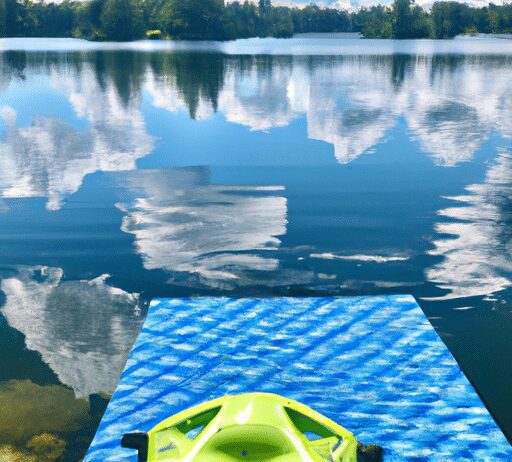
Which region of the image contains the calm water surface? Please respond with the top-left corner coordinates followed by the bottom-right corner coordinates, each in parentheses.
top-left (0, 37), bottom-right (511, 459)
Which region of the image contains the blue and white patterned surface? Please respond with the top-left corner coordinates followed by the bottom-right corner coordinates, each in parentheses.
top-left (85, 296), bottom-right (512, 461)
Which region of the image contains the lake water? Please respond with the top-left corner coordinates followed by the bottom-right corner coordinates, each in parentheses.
top-left (0, 37), bottom-right (511, 459)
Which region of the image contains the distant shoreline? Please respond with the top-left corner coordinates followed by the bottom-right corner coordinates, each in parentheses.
top-left (2, 36), bottom-right (512, 57)
top-left (1, 0), bottom-right (511, 42)
top-left (1, 33), bottom-right (512, 47)
top-left (292, 32), bottom-right (363, 39)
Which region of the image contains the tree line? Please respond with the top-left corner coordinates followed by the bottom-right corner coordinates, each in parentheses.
top-left (355, 0), bottom-right (512, 38)
top-left (0, 0), bottom-right (511, 41)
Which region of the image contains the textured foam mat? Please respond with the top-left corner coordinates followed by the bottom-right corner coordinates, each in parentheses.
top-left (85, 296), bottom-right (512, 461)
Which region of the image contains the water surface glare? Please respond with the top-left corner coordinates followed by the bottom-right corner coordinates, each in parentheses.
top-left (0, 37), bottom-right (511, 459)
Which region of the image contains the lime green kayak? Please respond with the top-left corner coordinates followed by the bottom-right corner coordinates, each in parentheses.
top-left (121, 392), bottom-right (358, 461)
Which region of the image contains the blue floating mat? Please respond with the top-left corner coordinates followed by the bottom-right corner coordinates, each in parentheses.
top-left (86, 296), bottom-right (512, 461)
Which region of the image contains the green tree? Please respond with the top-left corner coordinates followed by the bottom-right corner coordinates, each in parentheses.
top-left (224, 1), bottom-right (259, 39)
top-left (31, 1), bottom-right (75, 37)
top-left (389, 0), bottom-right (430, 38)
top-left (101, 0), bottom-right (143, 41)
top-left (162, 0), bottom-right (225, 39)
top-left (410, 4), bottom-right (430, 37)
top-left (257, 0), bottom-right (272, 36)
top-left (4, 0), bottom-right (37, 37)
top-left (5, 0), bottom-right (19, 36)
top-left (392, 0), bottom-right (413, 38)
top-left (470, 7), bottom-right (490, 34)
top-left (0, 0), bottom-right (6, 37)
top-left (266, 6), bottom-right (293, 37)
top-left (431, 2), bottom-right (472, 38)
top-left (86, 0), bottom-right (106, 36)
top-left (258, 0), bottom-right (271, 14)
top-left (0, 0), bottom-right (510, 43)
top-left (358, 6), bottom-right (393, 38)
top-left (488, 3), bottom-right (512, 33)
top-left (292, 5), bottom-right (351, 34)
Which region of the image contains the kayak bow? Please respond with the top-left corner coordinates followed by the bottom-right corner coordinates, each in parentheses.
top-left (121, 392), bottom-right (358, 461)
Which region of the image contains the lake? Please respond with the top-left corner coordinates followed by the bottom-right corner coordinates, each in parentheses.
top-left (0, 37), bottom-right (511, 460)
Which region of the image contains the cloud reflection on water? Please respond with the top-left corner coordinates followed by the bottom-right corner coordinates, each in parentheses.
top-left (426, 150), bottom-right (512, 300)
top-left (0, 53), bottom-right (511, 212)
top-left (143, 54), bottom-right (512, 166)
top-left (0, 266), bottom-right (144, 397)
top-left (118, 168), bottom-right (287, 287)
top-left (0, 57), bottom-right (153, 211)
top-left (0, 51), bottom-right (511, 298)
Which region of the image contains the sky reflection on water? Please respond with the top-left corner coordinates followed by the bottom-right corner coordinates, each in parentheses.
top-left (0, 39), bottom-right (511, 458)
top-left (1, 266), bottom-right (143, 398)
top-left (427, 150), bottom-right (512, 300)
top-left (118, 168), bottom-right (287, 284)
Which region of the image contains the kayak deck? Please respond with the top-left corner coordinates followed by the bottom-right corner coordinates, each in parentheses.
top-left (85, 296), bottom-right (512, 461)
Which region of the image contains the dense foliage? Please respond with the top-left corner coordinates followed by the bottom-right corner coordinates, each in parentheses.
top-left (0, 0), bottom-right (511, 41)
top-left (355, 0), bottom-right (512, 38)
